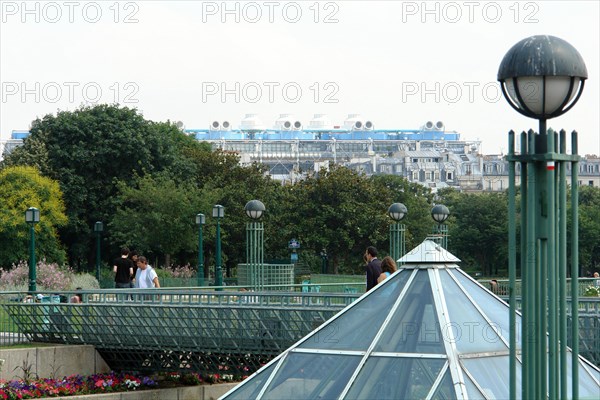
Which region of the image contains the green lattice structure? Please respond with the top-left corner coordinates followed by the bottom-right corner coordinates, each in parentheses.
top-left (237, 263), bottom-right (295, 291)
top-left (1, 289), bottom-right (358, 375)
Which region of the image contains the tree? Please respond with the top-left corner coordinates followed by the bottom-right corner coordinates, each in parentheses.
top-left (369, 174), bottom-right (435, 250)
top-left (282, 164), bottom-right (389, 274)
top-left (109, 173), bottom-right (203, 268)
top-left (0, 166), bottom-right (67, 268)
top-left (575, 186), bottom-right (600, 273)
top-left (438, 189), bottom-right (509, 276)
top-left (1, 105), bottom-right (203, 269)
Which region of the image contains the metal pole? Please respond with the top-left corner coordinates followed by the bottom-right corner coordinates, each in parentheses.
top-left (247, 221), bottom-right (264, 291)
top-left (198, 224), bottom-right (204, 286)
top-left (508, 130), bottom-right (517, 400)
top-left (95, 231), bottom-right (101, 282)
top-left (546, 125), bottom-right (558, 400)
top-left (524, 129), bottom-right (536, 400)
top-left (570, 130), bottom-right (579, 400)
top-left (215, 217), bottom-right (223, 290)
top-left (510, 126), bottom-right (581, 400)
top-left (389, 223), bottom-right (406, 262)
top-left (558, 129), bottom-right (568, 400)
top-left (28, 224), bottom-right (36, 293)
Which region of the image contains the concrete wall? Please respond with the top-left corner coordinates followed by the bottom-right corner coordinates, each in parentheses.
top-left (0, 345), bottom-right (109, 381)
top-left (26, 383), bottom-right (238, 400)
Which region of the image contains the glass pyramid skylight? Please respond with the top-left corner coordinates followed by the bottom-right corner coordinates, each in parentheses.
top-left (221, 240), bottom-right (600, 399)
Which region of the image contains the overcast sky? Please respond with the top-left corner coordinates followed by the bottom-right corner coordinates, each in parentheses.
top-left (1, 0), bottom-right (598, 155)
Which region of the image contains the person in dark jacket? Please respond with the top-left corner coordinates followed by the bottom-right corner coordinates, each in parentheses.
top-left (113, 247), bottom-right (134, 289)
top-left (365, 246), bottom-right (382, 291)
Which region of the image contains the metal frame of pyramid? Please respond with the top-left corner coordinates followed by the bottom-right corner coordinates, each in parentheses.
top-left (221, 240), bottom-right (600, 399)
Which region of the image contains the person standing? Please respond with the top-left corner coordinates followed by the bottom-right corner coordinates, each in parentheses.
top-left (128, 250), bottom-right (139, 288)
top-left (134, 256), bottom-right (160, 289)
top-left (113, 248), bottom-right (134, 289)
top-left (377, 256), bottom-right (397, 284)
top-left (365, 246), bottom-right (382, 291)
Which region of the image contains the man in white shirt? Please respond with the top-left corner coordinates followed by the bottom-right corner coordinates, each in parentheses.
top-left (134, 256), bottom-right (160, 288)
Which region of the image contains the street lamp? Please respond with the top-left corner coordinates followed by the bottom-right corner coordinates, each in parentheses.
top-left (320, 248), bottom-right (328, 274)
top-left (430, 204), bottom-right (449, 249)
top-left (25, 207), bottom-right (40, 293)
top-left (498, 35), bottom-right (587, 400)
top-left (94, 221), bottom-right (103, 282)
top-left (244, 200), bottom-right (265, 291)
top-left (388, 203), bottom-right (407, 263)
top-left (212, 205), bottom-right (225, 290)
top-left (196, 213), bottom-right (205, 286)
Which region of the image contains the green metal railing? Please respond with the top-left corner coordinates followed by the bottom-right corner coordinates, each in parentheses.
top-left (488, 277), bottom-right (598, 297)
top-left (1, 286), bottom-right (598, 376)
top-left (0, 288), bottom-right (360, 375)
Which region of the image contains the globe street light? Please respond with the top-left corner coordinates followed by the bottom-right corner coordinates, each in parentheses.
top-left (94, 221), bottom-right (103, 282)
top-left (430, 204), bottom-right (449, 249)
top-left (25, 207), bottom-right (40, 293)
top-left (244, 200), bottom-right (265, 291)
top-left (196, 213), bottom-right (205, 286)
top-left (320, 248), bottom-right (328, 274)
top-left (212, 205), bottom-right (225, 290)
top-left (498, 35), bottom-right (587, 400)
top-left (388, 203), bottom-right (407, 263)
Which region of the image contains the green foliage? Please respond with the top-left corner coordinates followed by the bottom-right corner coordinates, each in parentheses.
top-left (577, 186), bottom-right (600, 271)
top-left (281, 164), bottom-right (388, 274)
top-left (110, 172), bottom-right (201, 266)
top-left (0, 166), bottom-right (67, 267)
top-left (370, 174), bottom-right (435, 250)
top-left (0, 105), bottom-right (204, 269)
top-left (437, 189), bottom-right (509, 276)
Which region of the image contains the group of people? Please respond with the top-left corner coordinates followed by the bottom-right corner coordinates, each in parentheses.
top-left (113, 248), bottom-right (160, 289)
top-left (364, 246), bottom-right (397, 291)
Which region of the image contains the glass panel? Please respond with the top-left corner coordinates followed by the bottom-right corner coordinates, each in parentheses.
top-left (452, 269), bottom-right (522, 348)
top-left (462, 356), bottom-right (522, 399)
top-left (261, 353), bottom-right (360, 400)
top-left (375, 270), bottom-right (445, 354)
top-left (299, 270), bottom-right (410, 350)
top-left (345, 357), bottom-right (445, 400)
top-left (223, 362), bottom-right (277, 400)
top-left (440, 270), bottom-right (509, 353)
top-left (431, 370), bottom-right (458, 400)
top-left (565, 351), bottom-right (600, 399)
top-left (462, 372), bottom-right (486, 400)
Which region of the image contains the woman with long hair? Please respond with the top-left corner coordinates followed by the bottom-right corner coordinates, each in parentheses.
top-left (377, 256), bottom-right (397, 284)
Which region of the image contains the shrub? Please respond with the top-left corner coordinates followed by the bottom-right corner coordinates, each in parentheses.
top-left (170, 264), bottom-right (196, 279)
top-left (70, 273), bottom-right (100, 290)
top-left (0, 261), bottom-right (99, 291)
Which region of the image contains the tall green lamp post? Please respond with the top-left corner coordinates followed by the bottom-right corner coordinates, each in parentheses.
top-left (498, 35), bottom-right (587, 400)
top-left (212, 205), bottom-right (224, 291)
top-left (320, 248), bottom-right (328, 274)
top-left (25, 207), bottom-right (40, 293)
top-left (245, 200), bottom-right (265, 291)
top-left (388, 203), bottom-right (407, 263)
top-left (94, 221), bottom-right (103, 282)
top-left (431, 204), bottom-right (449, 249)
top-left (196, 213), bottom-right (205, 286)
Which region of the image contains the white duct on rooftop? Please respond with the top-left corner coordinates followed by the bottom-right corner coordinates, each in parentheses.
top-left (240, 114), bottom-right (265, 131)
top-left (344, 114), bottom-right (364, 130)
top-left (309, 114), bottom-right (333, 130)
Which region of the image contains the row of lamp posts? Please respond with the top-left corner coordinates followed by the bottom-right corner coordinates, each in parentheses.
top-left (387, 203), bottom-right (451, 264)
top-left (196, 202), bottom-right (265, 291)
top-left (25, 201), bottom-right (449, 293)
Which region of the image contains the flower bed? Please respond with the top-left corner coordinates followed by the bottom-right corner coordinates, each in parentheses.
top-left (0, 371), bottom-right (155, 399)
top-left (0, 371), bottom-right (241, 399)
